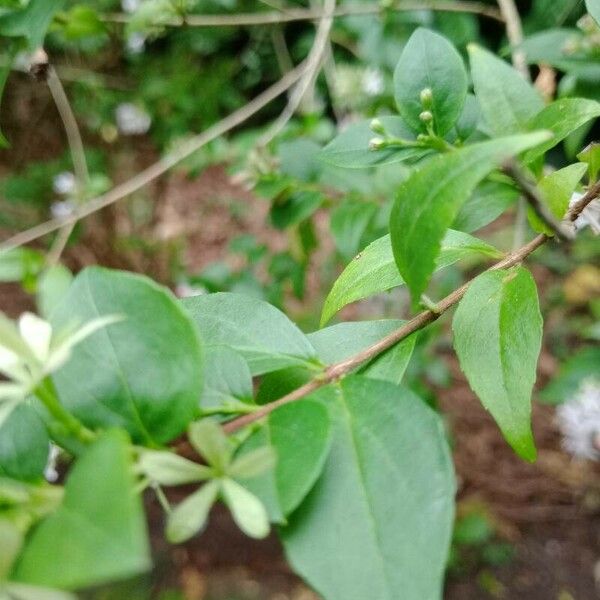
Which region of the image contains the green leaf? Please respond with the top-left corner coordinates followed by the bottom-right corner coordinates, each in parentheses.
top-left (390, 132), bottom-right (550, 303)
top-left (50, 267), bottom-right (203, 446)
top-left (0, 404), bottom-right (49, 482)
top-left (55, 5), bottom-right (106, 41)
top-left (229, 446), bottom-right (276, 480)
top-left (468, 44), bottom-right (543, 135)
top-left (528, 163), bottom-right (587, 235)
top-left (577, 142), bottom-right (600, 182)
top-left (182, 292), bottom-right (318, 375)
top-left (318, 117), bottom-right (429, 169)
top-left (36, 265), bottom-right (73, 320)
top-left (270, 190), bottom-right (323, 230)
top-left (586, 0), bottom-right (600, 25)
top-left (166, 480), bottom-right (219, 544)
top-left (524, 98), bottom-right (600, 163)
top-left (454, 93), bottom-right (481, 141)
top-left (221, 478), bottom-right (269, 539)
top-left (322, 229), bottom-right (502, 325)
top-left (137, 450), bottom-right (212, 486)
top-left (453, 180), bottom-right (519, 233)
top-left (281, 376), bottom-right (455, 600)
top-left (13, 430), bottom-right (150, 589)
top-left (329, 200), bottom-right (377, 260)
top-left (2, 583), bottom-right (76, 600)
top-left (202, 347), bottom-right (253, 413)
top-left (394, 28), bottom-right (468, 136)
top-left (0, 248), bottom-right (43, 283)
top-left (0, 0), bottom-right (65, 48)
top-left (237, 399), bottom-right (332, 518)
top-left (309, 320), bottom-right (416, 385)
top-left (452, 267), bottom-right (542, 460)
top-left (188, 420), bottom-right (233, 473)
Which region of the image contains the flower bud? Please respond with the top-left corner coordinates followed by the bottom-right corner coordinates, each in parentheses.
top-left (419, 110), bottom-right (433, 124)
top-left (417, 134), bottom-right (429, 142)
top-left (420, 87), bottom-right (433, 107)
top-left (369, 118), bottom-right (385, 135)
top-left (369, 137), bottom-right (385, 150)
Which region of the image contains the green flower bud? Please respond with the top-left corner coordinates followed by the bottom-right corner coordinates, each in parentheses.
top-left (417, 134), bottom-right (429, 142)
top-left (369, 137), bottom-right (386, 150)
top-left (369, 118), bottom-right (385, 135)
top-left (419, 110), bottom-right (433, 124)
top-left (420, 87), bottom-right (433, 107)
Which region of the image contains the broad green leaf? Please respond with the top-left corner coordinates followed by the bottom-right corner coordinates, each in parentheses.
top-left (586, 0), bottom-right (600, 24)
top-left (528, 163), bottom-right (587, 235)
top-left (278, 139), bottom-right (322, 182)
top-left (520, 29), bottom-right (583, 71)
top-left (308, 320), bottom-right (416, 385)
top-left (321, 228), bottom-right (502, 325)
top-left (454, 93), bottom-right (480, 141)
top-left (468, 44), bottom-right (543, 135)
top-left (270, 190), bottom-right (323, 229)
top-left (0, 0), bottom-right (65, 48)
top-left (202, 346), bottom-right (253, 413)
top-left (318, 117), bottom-right (429, 169)
top-left (36, 265), bottom-right (73, 320)
top-left (166, 480), bottom-right (219, 544)
top-left (452, 267), bottom-right (542, 460)
top-left (221, 478), bottom-right (269, 539)
top-left (390, 132), bottom-right (550, 303)
top-left (453, 180), bottom-right (519, 233)
top-left (1, 583), bottom-right (76, 600)
top-left (182, 292), bottom-right (318, 375)
top-left (329, 200), bottom-right (378, 260)
top-left (394, 28), bottom-right (468, 136)
top-left (237, 399), bottom-right (332, 518)
top-left (13, 430), bottom-right (150, 589)
top-left (137, 451), bottom-right (212, 486)
top-left (281, 376), bottom-right (455, 600)
top-left (578, 142), bottom-right (600, 182)
top-left (0, 404), bottom-right (49, 482)
top-left (51, 268), bottom-right (203, 446)
top-left (524, 98), bottom-right (600, 163)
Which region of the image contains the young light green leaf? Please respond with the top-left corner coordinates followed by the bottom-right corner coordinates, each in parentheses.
top-left (188, 420), bottom-right (233, 473)
top-left (0, 518), bottom-right (23, 579)
top-left (138, 451), bottom-right (212, 486)
top-left (0, 0), bottom-right (65, 48)
top-left (182, 292), bottom-right (318, 375)
top-left (468, 44), bottom-right (543, 135)
top-left (228, 446), bottom-right (276, 480)
top-left (528, 163), bottom-right (587, 235)
top-left (318, 117), bottom-right (429, 169)
top-left (321, 229), bottom-right (502, 325)
top-left (0, 248), bottom-right (43, 284)
top-left (577, 142), bottom-right (600, 182)
top-left (0, 404), bottom-right (49, 482)
top-left (524, 98), bottom-right (600, 163)
top-left (394, 28), bottom-right (468, 135)
top-left (390, 132), bottom-right (550, 303)
top-left (51, 267), bottom-right (203, 446)
top-left (221, 478), bottom-right (270, 539)
top-left (281, 376), bottom-right (455, 600)
top-left (36, 265), bottom-right (73, 320)
top-left (309, 320), bottom-right (416, 385)
top-left (2, 583), bottom-right (77, 600)
top-left (166, 480), bottom-right (219, 544)
top-left (586, 0), bottom-right (600, 25)
top-left (13, 430), bottom-right (151, 589)
top-left (452, 267), bottom-right (542, 461)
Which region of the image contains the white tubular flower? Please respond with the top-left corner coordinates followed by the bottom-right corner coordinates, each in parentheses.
top-left (570, 192), bottom-right (600, 235)
top-left (362, 67), bottom-right (384, 96)
top-left (115, 103), bottom-right (152, 135)
top-left (556, 379), bottom-right (600, 460)
top-left (0, 312), bottom-right (122, 425)
top-left (52, 171), bottom-right (76, 196)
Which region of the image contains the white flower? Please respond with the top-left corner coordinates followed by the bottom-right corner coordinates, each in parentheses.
top-left (44, 443), bottom-right (61, 482)
top-left (126, 32), bottom-right (146, 54)
top-left (175, 283), bottom-right (204, 298)
top-left (362, 67), bottom-right (384, 96)
top-left (0, 312), bottom-right (122, 425)
top-left (52, 171), bottom-right (76, 195)
top-left (50, 200), bottom-right (75, 220)
top-left (556, 378), bottom-right (600, 460)
top-left (121, 0), bottom-right (141, 13)
top-left (570, 192), bottom-right (600, 235)
top-left (115, 103), bottom-right (151, 135)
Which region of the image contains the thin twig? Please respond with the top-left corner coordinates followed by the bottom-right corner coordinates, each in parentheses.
top-left (46, 67), bottom-right (90, 265)
top-left (102, 2), bottom-right (504, 27)
top-left (257, 0), bottom-right (335, 147)
top-left (0, 61), bottom-right (309, 253)
top-left (503, 160), bottom-right (575, 241)
top-left (223, 187), bottom-right (600, 434)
